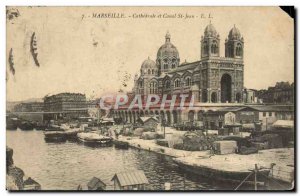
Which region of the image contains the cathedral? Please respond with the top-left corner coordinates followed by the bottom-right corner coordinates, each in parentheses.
top-left (132, 23), bottom-right (244, 103)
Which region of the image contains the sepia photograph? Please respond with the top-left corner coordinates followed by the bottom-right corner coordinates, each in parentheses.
top-left (5, 6), bottom-right (295, 191)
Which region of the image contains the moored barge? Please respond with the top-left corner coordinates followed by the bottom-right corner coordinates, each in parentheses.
top-left (173, 157), bottom-right (270, 188)
top-left (77, 132), bottom-right (113, 147)
top-left (44, 131), bottom-right (67, 143)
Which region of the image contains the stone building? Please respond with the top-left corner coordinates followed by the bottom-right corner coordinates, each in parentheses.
top-left (132, 23), bottom-right (244, 103)
top-left (199, 105), bottom-right (294, 131)
top-left (243, 89), bottom-right (258, 103)
top-left (257, 82), bottom-right (294, 104)
top-left (13, 102), bottom-right (44, 112)
top-left (43, 93), bottom-right (88, 121)
top-left (110, 23), bottom-right (294, 128)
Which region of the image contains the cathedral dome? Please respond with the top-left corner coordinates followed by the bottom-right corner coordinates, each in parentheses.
top-left (157, 31), bottom-right (180, 59)
top-left (228, 25), bottom-right (241, 40)
top-left (141, 57), bottom-right (156, 69)
top-left (204, 23), bottom-right (218, 37)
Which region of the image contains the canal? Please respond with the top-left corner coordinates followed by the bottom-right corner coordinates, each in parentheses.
top-left (7, 130), bottom-right (236, 190)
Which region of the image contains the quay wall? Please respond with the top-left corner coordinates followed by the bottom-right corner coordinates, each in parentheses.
top-left (117, 136), bottom-right (210, 158)
top-left (117, 137), bottom-right (294, 185)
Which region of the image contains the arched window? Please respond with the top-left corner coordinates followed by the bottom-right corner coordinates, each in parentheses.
top-left (211, 92), bottom-right (217, 103)
top-left (163, 58), bottom-right (168, 69)
top-left (202, 90), bottom-right (208, 103)
top-left (211, 41), bottom-right (218, 54)
top-left (139, 81), bottom-right (143, 88)
top-left (164, 64), bottom-right (168, 70)
top-left (152, 69), bottom-right (154, 74)
top-left (203, 41), bottom-right (208, 55)
top-left (149, 82), bottom-right (157, 94)
top-left (148, 69), bottom-right (151, 74)
top-left (236, 92), bottom-right (242, 103)
top-left (165, 80), bottom-right (171, 89)
top-left (172, 58), bottom-right (176, 68)
top-left (236, 43), bottom-right (243, 56)
top-left (185, 77), bottom-right (192, 86)
top-left (174, 79), bottom-right (181, 88)
top-left (228, 44), bottom-right (232, 57)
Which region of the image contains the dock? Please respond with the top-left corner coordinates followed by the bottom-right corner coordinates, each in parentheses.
top-left (117, 136), bottom-right (294, 187)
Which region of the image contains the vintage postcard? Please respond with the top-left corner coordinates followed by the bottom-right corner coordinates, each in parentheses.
top-left (6, 6), bottom-right (295, 191)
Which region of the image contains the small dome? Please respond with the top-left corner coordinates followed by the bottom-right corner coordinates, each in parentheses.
top-left (204, 23), bottom-right (218, 37)
top-left (228, 25), bottom-right (242, 40)
top-left (141, 57), bottom-right (156, 69)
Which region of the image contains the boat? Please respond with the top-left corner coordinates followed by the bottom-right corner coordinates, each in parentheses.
top-left (77, 132), bottom-right (113, 147)
top-left (64, 128), bottom-right (83, 142)
top-left (113, 140), bottom-right (129, 149)
top-left (34, 122), bottom-right (48, 131)
top-left (44, 131), bottom-right (67, 143)
top-left (6, 117), bottom-right (19, 130)
top-left (173, 158), bottom-right (270, 187)
top-left (18, 121), bottom-right (34, 131)
top-left (44, 124), bottom-right (65, 132)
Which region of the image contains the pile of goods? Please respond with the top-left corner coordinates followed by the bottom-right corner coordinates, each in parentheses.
top-left (121, 127), bottom-right (134, 136)
top-left (129, 126), bottom-right (157, 138)
top-left (133, 128), bottom-right (145, 137)
top-left (173, 132), bottom-right (218, 151)
top-left (156, 139), bottom-right (169, 147)
top-left (213, 140), bottom-right (237, 155)
top-left (143, 127), bottom-right (156, 132)
top-left (251, 133), bottom-right (283, 150)
top-left (165, 133), bottom-right (184, 148)
top-left (141, 132), bottom-right (163, 140)
top-left (218, 136), bottom-right (259, 155)
top-left (239, 146), bottom-right (258, 155)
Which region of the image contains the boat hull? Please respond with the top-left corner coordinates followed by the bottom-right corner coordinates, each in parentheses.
top-left (19, 123), bottom-right (34, 131)
top-left (78, 137), bottom-right (113, 147)
top-left (44, 131), bottom-right (67, 143)
top-left (113, 140), bottom-right (129, 149)
top-left (44, 136), bottom-right (67, 143)
top-left (6, 124), bottom-right (18, 130)
top-left (174, 159), bottom-right (270, 187)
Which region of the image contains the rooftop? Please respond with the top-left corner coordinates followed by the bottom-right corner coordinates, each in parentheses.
top-left (111, 170), bottom-right (149, 187)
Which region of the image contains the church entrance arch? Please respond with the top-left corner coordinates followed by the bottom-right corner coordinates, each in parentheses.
top-left (221, 74), bottom-right (232, 103)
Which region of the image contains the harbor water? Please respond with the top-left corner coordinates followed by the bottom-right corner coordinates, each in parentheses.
top-left (7, 130), bottom-right (239, 190)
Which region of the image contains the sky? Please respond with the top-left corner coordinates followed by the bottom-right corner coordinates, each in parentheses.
top-left (6, 7), bottom-right (294, 102)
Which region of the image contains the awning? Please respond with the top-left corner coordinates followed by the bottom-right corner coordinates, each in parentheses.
top-left (272, 120), bottom-right (294, 129)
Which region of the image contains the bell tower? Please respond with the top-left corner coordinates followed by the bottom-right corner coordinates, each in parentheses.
top-left (225, 25), bottom-right (244, 59)
top-left (201, 22), bottom-right (220, 58)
